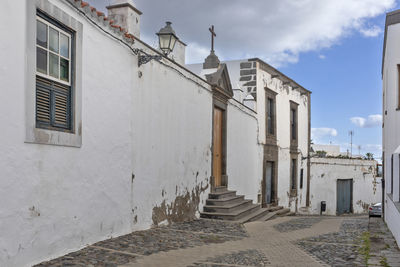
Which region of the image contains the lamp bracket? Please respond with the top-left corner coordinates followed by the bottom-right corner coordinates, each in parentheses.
top-left (136, 49), bottom-right (163, 67)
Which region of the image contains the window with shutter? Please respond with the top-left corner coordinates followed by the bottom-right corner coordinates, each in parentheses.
top-left (35, 13), bottom-right (73, 132)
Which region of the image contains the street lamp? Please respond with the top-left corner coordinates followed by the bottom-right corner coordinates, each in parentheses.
top-left (137, 21), bottom-right (178, 67)
top-left (156, 21), bottom-right (178, 56)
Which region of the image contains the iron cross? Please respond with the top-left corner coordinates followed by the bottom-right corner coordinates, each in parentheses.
top-left (209, 25), bottom-right (216, 52)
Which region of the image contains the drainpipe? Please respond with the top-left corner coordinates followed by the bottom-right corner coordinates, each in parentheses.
top-left (306, 92), bottom-right (311, 207)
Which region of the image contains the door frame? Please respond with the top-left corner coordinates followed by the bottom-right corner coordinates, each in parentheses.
top-left (336, 178), bottom-right (353, 215)
top-left (211, 92), bottom-right (228, 192)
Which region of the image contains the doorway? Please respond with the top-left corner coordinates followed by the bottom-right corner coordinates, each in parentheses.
top-left (337, 179), bottom-right (353, 215)
top-left (265, 161), bottom-right (275, 204)
top-left (212, 107), bottom-right (224, 188)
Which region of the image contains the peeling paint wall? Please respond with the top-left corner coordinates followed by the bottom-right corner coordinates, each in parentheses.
top-left (300, 158), bottom-right (382, 215)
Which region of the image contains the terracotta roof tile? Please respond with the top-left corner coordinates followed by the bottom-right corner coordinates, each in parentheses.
top-left (81, 1), bottom-right (89, 8)
top-left (68, 0), bottom-right (136, 43)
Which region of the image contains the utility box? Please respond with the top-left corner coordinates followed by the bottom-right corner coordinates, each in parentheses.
top-left (321, 201), bottom-right (326, 214)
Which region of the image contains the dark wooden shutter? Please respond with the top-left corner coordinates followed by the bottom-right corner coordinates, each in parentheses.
top-left (36, 77), bottom-right (52, 126)
top-left (52, 82), bottom-right (70, 129)
top-left (36, 76), bottom-right (71, 131)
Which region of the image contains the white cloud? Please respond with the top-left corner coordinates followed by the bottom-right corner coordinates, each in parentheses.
top-left (359, 25), bottom-right (382, 37)
top-left (87, 0), bottom-right (395, 66)
top-left (311, 128), bottom-right (338, 142)
top-left (318, 54), bottom-right (326, 60)
top-left (186, 42), bottom-right (210, 64)
top-left (350, 114), bottom-right (382, 128)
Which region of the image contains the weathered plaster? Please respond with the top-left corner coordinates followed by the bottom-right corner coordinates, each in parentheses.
top-left (152, 182), bottom-right (209, 226)
top-left (301, 158), bottom-right (381, 216)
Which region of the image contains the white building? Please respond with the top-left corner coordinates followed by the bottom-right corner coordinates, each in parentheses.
top-left (302, 156), bottom-right (381, 216)
top-left (382, 9), bottom-right (400, 248)
top-left (188, 59), bottom-right (312, 213)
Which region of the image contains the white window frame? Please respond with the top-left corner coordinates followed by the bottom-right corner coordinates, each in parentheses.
top-left (36, 16), bottom-right (72, 86)
top-left (25, 0), bottom-right (83, 148)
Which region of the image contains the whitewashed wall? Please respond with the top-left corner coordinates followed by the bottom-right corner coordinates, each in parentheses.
top-left (256, 65), bottom-right (310, 212)
top-left (0, 0), bottom-right (214, 266)
top-left (226, 100), bottom-right (263, 203)
top-left (0, 0), bottom-right (266, 266)
top-left (304, 158), bottom-right (381, 215)
top-left (383, 16), bottom-right (400, 247)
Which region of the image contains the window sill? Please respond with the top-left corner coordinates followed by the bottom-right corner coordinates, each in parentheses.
top-left (25, 126), bottom-right (81, 148)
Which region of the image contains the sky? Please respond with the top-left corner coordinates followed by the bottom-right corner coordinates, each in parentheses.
top-left (88, 0), bottom-right (400, 160)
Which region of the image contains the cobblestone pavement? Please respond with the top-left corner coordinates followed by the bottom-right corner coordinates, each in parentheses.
top-left (296, 218), bottom-right (367, 266)
top-left (273, 217), bottom-right (322, 232)
top-left (367, 217), bottom-right (400, 267)
top-left (35, 216), bottom-right (400, 267)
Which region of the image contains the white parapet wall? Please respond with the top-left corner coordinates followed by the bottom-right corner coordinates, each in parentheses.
top-left (300, 157), bottom-right (381, 215)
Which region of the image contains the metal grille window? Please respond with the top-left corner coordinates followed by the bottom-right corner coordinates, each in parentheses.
top-left (36, 14), bottom-right (73, 131)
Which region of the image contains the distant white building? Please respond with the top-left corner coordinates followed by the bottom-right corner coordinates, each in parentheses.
top-left (311, 144), bottom-right (341, 156)
top-left (382, 9), bottom-right (400, 248)
top-left (300, 155), bottom-right (381, 216)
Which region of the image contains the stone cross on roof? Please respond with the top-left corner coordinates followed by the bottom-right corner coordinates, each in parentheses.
top-left (209, 25), bottom-right (216, 52)
top-left (203, 25), bottom-right (220, 69)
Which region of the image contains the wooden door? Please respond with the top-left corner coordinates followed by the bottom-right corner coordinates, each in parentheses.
top-left (337, 179), bottom-right (352, 215)
top-left (213, 107), bottom-right (223, 187)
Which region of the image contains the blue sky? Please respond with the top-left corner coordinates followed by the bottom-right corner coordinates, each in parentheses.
top-left (89, 0), bottom-right (398, 159)
top-left (280, 11), bottom-right (392, 159)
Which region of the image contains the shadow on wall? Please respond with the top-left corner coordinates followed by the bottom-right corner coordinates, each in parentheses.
top-left (152, 180), bottom-right (209, 226)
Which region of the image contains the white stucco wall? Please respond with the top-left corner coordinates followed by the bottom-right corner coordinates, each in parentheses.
top-left (226, 100), bottom-right (263, 203)
top-left (0, 0), bottom-right (214, 266)
top-left (383, 18), bottom-right (400, 247)
top-left (304, 158), bottom-right (381, 215)
top-left (0, 1), bottom-right (267, 266)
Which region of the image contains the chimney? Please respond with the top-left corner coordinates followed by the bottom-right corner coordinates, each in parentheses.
top-left (106, 0), bottom-right (142, 38)
top-left (170, 39), bottom-right (186, 65)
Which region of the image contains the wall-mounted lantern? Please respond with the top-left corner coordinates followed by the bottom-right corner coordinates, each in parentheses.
top-left (138, 22), bottom-right (178, 67)
top-left (156, 22), bottom-right (178, 56)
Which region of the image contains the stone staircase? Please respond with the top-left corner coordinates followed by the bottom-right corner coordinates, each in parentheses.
top-left (200, 186), bottom-right (290, 223)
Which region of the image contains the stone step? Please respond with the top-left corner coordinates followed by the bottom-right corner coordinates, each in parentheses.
top-left (276, 208), bottom-right (290, 216)
top-left (235, 207), bottom-right (270, 224)
top-left (265, 206), bottom-right (283, 212)
top-left (200, 204), bottom-right (260, 221)
top-left (214, 186), bottom-right (228, 193)
top-left (257, 210), bottom-right (279, 222)
top-left (208, 190), bottom-right (237, 200)
top-left (203, 199), bottom-right (253, 213)
top-left (206, 195), bottom-right (245, 206)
